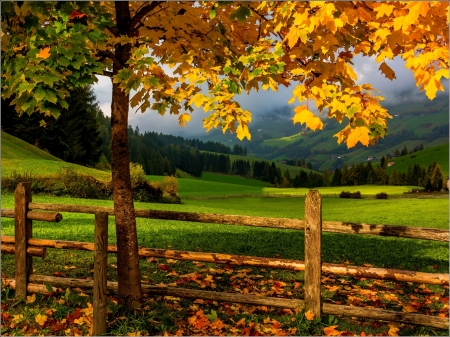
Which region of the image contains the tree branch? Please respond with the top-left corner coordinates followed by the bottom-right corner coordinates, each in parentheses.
top-left (130, 1), bottom-right (163, 34)
top-left (97, 50), bottom-right (122, 71)
top-left (106, 26), bottom-right (120, 37)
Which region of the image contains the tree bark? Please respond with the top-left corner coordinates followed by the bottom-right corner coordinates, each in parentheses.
top-left (110, 1), bottom-right (142, 308)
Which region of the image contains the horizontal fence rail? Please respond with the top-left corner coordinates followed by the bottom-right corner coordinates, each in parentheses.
top-left (1, 236), bottom-right (448, 285)
top-left (4, 203), bottom-right (447, 241)
top-left (3, 276), bottom-right (448, 330)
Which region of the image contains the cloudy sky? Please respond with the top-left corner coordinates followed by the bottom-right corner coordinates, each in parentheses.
top-left (93, 55), bottom-right (448, 138)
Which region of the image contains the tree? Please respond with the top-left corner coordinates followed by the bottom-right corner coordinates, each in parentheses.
top-left (2, 1), bottom-right (448, 308)
top-left (2, 86), bottom-right (103, 166)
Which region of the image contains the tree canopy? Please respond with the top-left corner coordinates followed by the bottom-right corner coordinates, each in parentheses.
top-left (2, 1), bottom-right (448, 308)
top-left (3, 2), bottom-right (448, 147)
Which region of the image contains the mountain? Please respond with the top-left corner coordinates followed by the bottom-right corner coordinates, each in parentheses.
top-left (196, 94), bottom-right (449, 171)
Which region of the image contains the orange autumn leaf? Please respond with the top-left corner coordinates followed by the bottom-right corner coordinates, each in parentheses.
top-left (346, 126), bottom-right (370, 148)
top-left (36, 47), bottom-right (51, 59)
top-left (305, 310), bottom-right (315, 321)
top-left (379, 62), bottom-right (396, 80)
top-left (324, 325), bottom-right (341, 336)
top-left (69, 10), bottom-right (86, 20)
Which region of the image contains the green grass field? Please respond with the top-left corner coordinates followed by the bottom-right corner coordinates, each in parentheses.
top-left (200, 172), bottom-right (271, 187)
top-left (1, 193), bottom-right (448, 272)
top-left (261, 133), bottom-right (303, 148)
top-left (387, 143), bottom-right (449, 176)
top-left (1, 131), bottom-right (62, 161)
top-left (1, 131), bottom-right (112, 182)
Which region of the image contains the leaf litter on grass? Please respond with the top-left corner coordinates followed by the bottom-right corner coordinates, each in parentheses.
top-left (1, 260), bottom-right (449, 336)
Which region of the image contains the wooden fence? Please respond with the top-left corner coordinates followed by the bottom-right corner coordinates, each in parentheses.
top-left (1, 182), bottom-right (449, 334)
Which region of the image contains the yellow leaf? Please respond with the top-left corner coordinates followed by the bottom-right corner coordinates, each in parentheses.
top-left (189, 93), bottom-right (208, 108)
top-left (346, 126), bottom-right (370, 148)
top-left (293, 106), bottom-right (323, 131)
top-left (344, 63), bottom-right (357, 81)
top-left (13, 314), bottom-right (24, 324)
top-left (304, 310), bottom-right (315, 320)
top-left (236, 123), bottom-right (251, 141)
top-left (423, 78), bottom-right (442, 100)
top-left (36, 47), bottom-right (51, 59)
top-left (379, 62), bottom-right (396, 80)
top-left (326, 285), bottom-right (340, 292)
top-left (178, 113), bottom-right (191, 127)
top-left (35, 313), bottom-right (48, 326)
top-left (26, 293), bottom-right (36, 303)
top-left (435, 69), bottom-right (449, 81)
top-left (374, 3), bottom-right (395, 19)
top-left (388, 322), bottom-right (399, 336)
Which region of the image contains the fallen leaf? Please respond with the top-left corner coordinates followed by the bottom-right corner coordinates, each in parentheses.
top-left (326, 285), bottom-right (340, 292)
top-left (323, 325), bottom-right (340, 336)
top-left (158, 264), bottom-right (170, 271)
top-left (305, 310), bottom-right (315, 320)
top-left (387, 323), bottom-right (399, 336)
top-left (35, 313), bottom-right (48, 326)
top-left (26, 293), bottom-right (36, 303)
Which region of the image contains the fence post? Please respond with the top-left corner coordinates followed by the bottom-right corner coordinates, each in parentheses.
top-left (14, 182), bottom-right (32, 300)
top-left (93, 212), bottom-right (108, 336)
top-left (304, 190), bottom-right (322, 318)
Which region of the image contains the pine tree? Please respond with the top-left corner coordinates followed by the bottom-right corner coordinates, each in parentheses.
top-left (331, 168), bottom-right (342, 186)
top-left (430, 163), bottom-right (445, 191)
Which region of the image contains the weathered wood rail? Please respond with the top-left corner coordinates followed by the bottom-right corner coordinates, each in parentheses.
top-left (4, 202), bottom-right (447, 241)
top-left (1, 183), bottom-right (449, 331)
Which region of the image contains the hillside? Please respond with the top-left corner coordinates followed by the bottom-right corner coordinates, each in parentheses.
top-left (1, 131), bottom-right (111, 182)
top-left (1, 131), bottom-right (62, 161)
top-left (386, 143), bottom-right (449, 176)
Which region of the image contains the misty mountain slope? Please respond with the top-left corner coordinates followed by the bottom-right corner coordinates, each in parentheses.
top-left (205, 96), bottom-right (449, 170)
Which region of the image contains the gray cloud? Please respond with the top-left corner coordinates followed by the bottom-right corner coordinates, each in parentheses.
top-left (93, 55), bottom-right (448, 137)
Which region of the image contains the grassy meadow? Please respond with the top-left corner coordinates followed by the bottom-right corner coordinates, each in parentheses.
top-left (387, 143), bottom-right (449, 176)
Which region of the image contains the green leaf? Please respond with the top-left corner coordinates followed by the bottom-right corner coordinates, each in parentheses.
top-left (34, 87), bottom-right (47, 102)
top-left (41, 73), bottom-right (60, 87)
top-left (230, 5), bottom-right (251, 22)
top-left (206, 309), bottom-right (217, 322)
top-left (59, 99), bottom-right (69, 110)
top-left (62, 46), bottom-right (82, 60)
top-left (58, 56), bottom-right (71, 67)
top-left (142, 76), bottom-right (160, 88)
top-left (88, 30), bottom-right (102, 43)
top-left (249, 68), bottom-right (262, 80)
top-left (22, 99), bottom-right (35, 112)
top-left (152, 102), bottom-right (168, 115)
top-left (46, 89), bottom-right (58, 104)
top-left (114, 68), bottom-right (132, 83)
top-left (55, 21), bottom-right (66, 33)
top-left (72, 55), bottom-right (87, 70)
top-left (17, 82), bottom-right (36, 95)
top-left (45, 284), bottom-right (53, 292)
top-left (210, 6), bottom-right (217, 20)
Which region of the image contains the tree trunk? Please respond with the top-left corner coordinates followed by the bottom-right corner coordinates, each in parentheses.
top-left (110, 1), bottom-right (142, 309)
